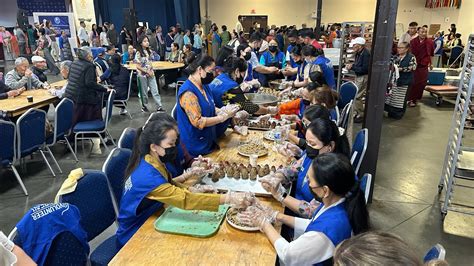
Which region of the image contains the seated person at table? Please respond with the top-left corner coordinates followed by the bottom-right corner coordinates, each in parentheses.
top-left (122, 45), bottom-right (136, 64)
top-left (281, 30), bottom-right (300, 81)
top-left (283, 44), bottom-right (307, 85)
top-left (31, 55), bottom-right (48, 83)
top-left (177, 55), bottom-right (239, 157)
top-left (0, 72), bottom-right (25, 100)
top-left (262, 118), bottom-right (351, 212)
top-left (302, 45), bottom-right (336, 89)
top-left (214, 45), bottom-right (234, 75)
top-left (209, 56), bottom-right (278, 137)
top-left (238, 153), bottom-right (369, 265)
top-left (257, 39), bottom-right (286, 86)
top-left (167, 43), bottom-right (182, 63)
top-left (287, 105), bottom-right (331, 149)
top-left (48, 60), bottom-right (72, 98)
top-left (65, 47), bottom-right (110, 126)
top-left (107, 54), bottom-right (130, 115)
top-left (117, 113), bottom-right (254, 247)
top-left (236, 43), bottom-right (261, 91)
top-left (5, 57), bottom-right (48, 90)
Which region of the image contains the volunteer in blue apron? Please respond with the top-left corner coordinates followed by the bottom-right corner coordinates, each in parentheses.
top-left (302, 45), bottom-right (336, 89)
top-left (282, 30), bottom-right (301, 81)
top-left (258, 39), bottom-right (286, 87)
top-left (238, 153), bottom-right (369, 265)
top-left (176, 54), bottom-right (240, 157)
top-left (209, 56), bottom-right (279, 137)
top-left (117, 114), bottom-right (255, 247)
top-left (260, 118), bottom-right (350, 217)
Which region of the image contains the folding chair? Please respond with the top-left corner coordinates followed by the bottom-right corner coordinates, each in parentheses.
top-left (424, 244), bottom-right (446, 262)
top-left (114, 70), bottom-right (134, 119)
top-left (338, 81), bottom-right (358, 110)
top-left (102, 148), bottom-right (132, 215)
top-left (338, 100), bottom-right (353, 131)
top-left (350, 128), bottom-right (368, 176)
top-left (0, 120), bottom-right (27, 195)
top-left (359, 173), bottom-right (372, 203)
top-left (117, 127), bottom-right (137, 150)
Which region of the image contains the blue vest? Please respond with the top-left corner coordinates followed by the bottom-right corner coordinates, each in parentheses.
top-left (305, 202), bottom-right (352, 266)
top-left (261, 51), bottom-right (285, 68)
top-left (245, 62), bottom-right (253, 81)
top-left (177, 79), bottom-right (217, 157)
top-left (165, 143), bottom-right (187, 178)
top-left (287, 45), bottom-right (297, 68)
top-left (16, 203), bottom-right (89, 265)
top-left (297, 61), bottom-right (307, 82)
top-left (298, 99), bottom-right (306, 120)
top-left (312, 56), bottom-right (336, 89)
top-left (435, 37), bottom-right (444, 55)
top-left (117, 158), bottom-right (168, 247)
top-left (209, 73), bottom-right (236, 137)
top-left (295, 153), bottom-right (314, 202)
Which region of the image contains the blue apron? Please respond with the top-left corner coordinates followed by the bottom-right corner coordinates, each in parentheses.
top-left (177, 79), bottom-right (217, 157)
top-left (16, 203), bottom-right (89, 265)
top-left (312, 56), bottom-right (336, 89)
top-left (297, 61), bottom-right (307, 82)
top-left (209, 73), bottom-right (237, 137)
top-left (259, 51), bottom-right (285, 86)
top-left (435, 37), bottom-right (444, 55)
top-left (245, 62), bottom-right (254, 82)
top-left (286, 44), bottom-right (297, 81)
top-left (117, 158), bottom-right (168, 247)
top-left (295, 153), bottom-right (314, 202)
top-left (305, 201), bottom-right (352, 266)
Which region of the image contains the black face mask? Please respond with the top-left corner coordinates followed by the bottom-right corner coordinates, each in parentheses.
top-left (159, 146), bottom-right (178, 163)
top-left (310, 187), bottom-right (323, 203)
top-left (302, 99), bottom-right (311, 106)
top-left (306, 144), bottom-right (320, 159)
top-left (235, 74), bottom-right (244, 85)
top-left (201, 71), bottom-right (214, 85)
top-left (269, 46), bottom-right (278, 53)
top-left (295, 59), bottom-right (303, 65)
top-left (243, 52), bottom-right (251, 61)
top-left (289, 41), bottom-right (297, 46)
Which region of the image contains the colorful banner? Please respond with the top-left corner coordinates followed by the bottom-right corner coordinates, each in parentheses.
top-left (71, 0), bottom-right (97, 31)
top-left (37, 15), bottom-right (71, 37)
top-left (18, 0), bottom-right (66, 16)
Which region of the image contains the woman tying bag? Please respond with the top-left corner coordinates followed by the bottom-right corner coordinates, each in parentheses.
top-left (238, 153), bottom-right (370, 265)
top-left (209, 56), bottom-right (279, 137)
top-left (177, 55), bottom-right (240, 157)
top-left (263, 118), bottom-right (351, 216)
top-left (117, 113), bottom-right (255, 247)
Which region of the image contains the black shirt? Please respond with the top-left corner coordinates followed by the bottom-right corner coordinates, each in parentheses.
top-left (0, 80), bottom-right (12, 100)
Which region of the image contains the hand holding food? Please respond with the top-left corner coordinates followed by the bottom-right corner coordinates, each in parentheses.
top-left (236, 206), bottom-right (270, 231)
top-left (188, 184), bottom-right (217, 194)
top-left (225, 191), bottom-right (256, 209)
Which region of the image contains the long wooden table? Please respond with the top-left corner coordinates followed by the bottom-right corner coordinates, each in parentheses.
top-left (0, 89), bottom-right (58, 118)
top-left (124, 61), bottom-right (185, 71)
top-left (110, 130), bottom-right (288, 265)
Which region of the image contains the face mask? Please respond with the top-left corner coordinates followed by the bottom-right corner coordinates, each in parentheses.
top-left (306, 144), bottom-right (320, 159)
top-left (201, 71), bottom-right (214, 85)
top-left (289, 41), bottom-right (296, 46)
top-left (159, 146), bottom-right (178, 163)
top-left (235, 74), bottom-right (244, 85)
top-left (295, 59), bottom-right (303, 64)
top-left (302, 99), bottom-right (311, 106)
top-left (243, 52), bottom-right (251, 61)
top-left (269, 46), bottom-right (278, 53)
top-left (310, 187), bottom-right (324, 203)
top-left (105, 54), bottom-right (111, 61)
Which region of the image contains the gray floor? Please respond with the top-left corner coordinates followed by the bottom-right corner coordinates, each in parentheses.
top-left (0, 71), bottom-right (473, 265)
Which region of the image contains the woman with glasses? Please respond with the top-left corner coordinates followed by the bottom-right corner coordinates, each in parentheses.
top-left (176, 54), bottom-right (240, 157)
top-left (238, 153), bottom-right (369, 265)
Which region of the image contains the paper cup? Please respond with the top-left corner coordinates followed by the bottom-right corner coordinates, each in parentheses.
top-left (249, 154), bottom-right (258, 167)
top-left (241, 126), bottom-right (248, 136)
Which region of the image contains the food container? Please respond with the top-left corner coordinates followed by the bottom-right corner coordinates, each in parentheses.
top-left (244, 93), bottom-right (278, 106)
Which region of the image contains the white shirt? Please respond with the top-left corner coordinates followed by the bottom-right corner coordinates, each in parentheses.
top-left (77, 26), bottom-right (89, 43)
top-left (100, 32), bottom-right (109, 46)
top-left (274, 198), bottom-right (347, 266)
top-left (235, 21), bottom-right (243, 33)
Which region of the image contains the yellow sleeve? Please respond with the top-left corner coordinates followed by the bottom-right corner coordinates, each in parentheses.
top-left (146, 183), bottom-right (220, 211)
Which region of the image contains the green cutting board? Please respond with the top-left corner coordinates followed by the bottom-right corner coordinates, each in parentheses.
top-left (154, 205), bottom-right (229, 237)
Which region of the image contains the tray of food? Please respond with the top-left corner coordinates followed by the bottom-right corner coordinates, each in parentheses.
top-left (226, 208), bottom-right (259, 231)
top-left (236, 118), bottom-right (290, 131)
top-left (237, 143), bottom-right (268, 157)
top-left (244, 93), bottom-right (278, 106)
top-left (201, 161), bottom-right (284, 196)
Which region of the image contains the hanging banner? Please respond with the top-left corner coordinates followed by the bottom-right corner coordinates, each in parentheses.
top-left (33, 12), bottom-right (78, 56)
top-left (71, 0), bottom-right (97, 31)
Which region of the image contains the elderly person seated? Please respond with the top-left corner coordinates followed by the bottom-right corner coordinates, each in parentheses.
top-left (48, 60), bottom-right (72, 98)
top-left (65, 47), bottom-right (110, 127)
top-left (5, 57), bottom-right (48, 90)
top-left (0, 72), bottom-right (25, 100)
top-left (31, 55), bottom-right (48, 83)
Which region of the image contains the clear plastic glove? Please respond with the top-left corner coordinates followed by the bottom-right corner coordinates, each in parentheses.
top-left (233, 125), bottom-right (248, 136)
top-left (240, 82), bottom-right (253, 92)
top-left (236, 206), bottom-right (270, 231)
top-left (250, 79), bottom-right (261, 89)
top-left (0, 231), bottom-right (14, 251)
top-left (188, 184), bottom-right (218, 194)
top-left (281, 125), bottom-right (291, 140)
top-left (275, 141), bottom-right (303, 157)
top-left (225, 191), bottom-right (256, 209)
top-left (280, 114), bottom-right (299, 122)
top-left (256, 114), bottom-right (271, 123)
top-left (254, 199), bottom-right (279, 223)
top-left (259, 173), bottom-right (283, 191)
top-left (234, 110), bottom-right (250, 120)
top-left (291, 88), bottom-right (304, 97)
top-left (267, 106), bottom-right (279, 115)
top-left (191, 155), bottom-right (213, 170)
top-left (278, 87), bottom-right (292, 97)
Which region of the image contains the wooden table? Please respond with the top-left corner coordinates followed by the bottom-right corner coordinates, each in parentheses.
top-left (49, 79), bottom-right (67, 88)
top-left (0, 89), bottom-right (58, 118)
top-left (124, 61), bottom-right (185, 71)
top-left (110, 130), bottom-right (288, 265)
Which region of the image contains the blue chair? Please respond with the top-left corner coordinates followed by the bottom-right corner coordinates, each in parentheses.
top-left (338, 81), bottom-right (358, 110)
top-left (90, 235), bottom-right (120, 266)
top-left (351, 128), bottom-right (368, 176)
top-left (424, 244), bottom-right (446, 262)
top-left (46, 98), bottom-right (78, 174)
top-left (73, 90), bottom-right (116, 154)
top-left (102, 148), bottom-right (132, 215)
top-left (59, 169), bottom-right (116, 241)
top-left (359, 173), bottom-right (372, 203)
top-left (0, 120), bottom-right (27, 195)
top-left (114, 71), bottom-right (134, 119)
top-left (171, 81), bottom-right (184, 120)
top-left (338, 100), bottom-right (353, 131)
top-left (44, 231), bottom-right (89, 266)
top-left (118, 127), bottom-right (137, 149)
top-left (16, 108), bottom-right (56, 177)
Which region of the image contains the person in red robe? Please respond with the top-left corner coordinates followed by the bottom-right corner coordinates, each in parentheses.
top-left (408, 26), bottom-right (434, 106)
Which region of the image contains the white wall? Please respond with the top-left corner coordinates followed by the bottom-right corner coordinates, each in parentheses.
top-left (0, 0), bottom-right (19, 27)
top-left (200, 0), bottom-right (474, 38)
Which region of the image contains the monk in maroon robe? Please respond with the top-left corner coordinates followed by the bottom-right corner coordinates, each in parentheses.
top-left (408, 27), bottom-right (434, 106)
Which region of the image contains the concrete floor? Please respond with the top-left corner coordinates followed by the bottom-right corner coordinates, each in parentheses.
top-left (0, 71), bottom-right (473, 265)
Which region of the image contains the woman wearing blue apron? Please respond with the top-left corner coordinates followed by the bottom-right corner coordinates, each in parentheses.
top-left (287, 105), bottom-right (331, 150)
top-left (209, 56), bottom-right (279, 137)
top-left (260, 118), bottom-right (350, 219)
top-left (302, 45), bottom-right (336, 90)
top-left (117, 113), bottom-right (255, 247)
top-left (176, 55), bottom-right (240, 157)
top-left (258, 39), bottom-right (286, 87)
top-left (238, 153), bottom-right (369, 265)
top-left (236, 43), bottom-right (262, 92)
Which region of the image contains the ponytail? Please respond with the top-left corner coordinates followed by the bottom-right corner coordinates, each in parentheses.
top-left (124, 127), bottom-right (143, 181)
top-left (312, 153), bottom-right (370, 235)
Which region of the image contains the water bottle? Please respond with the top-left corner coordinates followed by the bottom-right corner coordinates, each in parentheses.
top-left (274, 126), bottom-right (282, 145)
